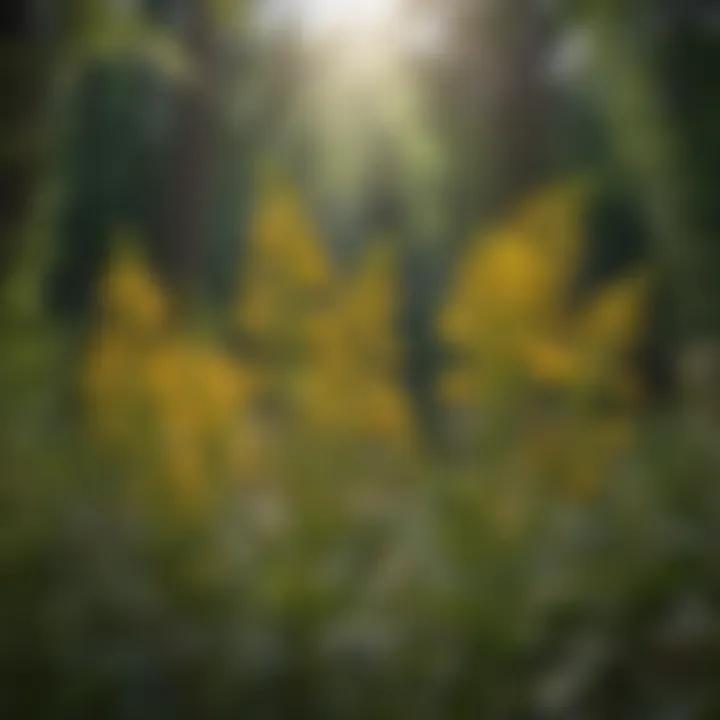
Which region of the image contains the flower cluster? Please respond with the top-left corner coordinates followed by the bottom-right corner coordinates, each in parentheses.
top-left (440, 184), bottom-right (648, 493)
top-left (84, 243), bottom-right (257, 507)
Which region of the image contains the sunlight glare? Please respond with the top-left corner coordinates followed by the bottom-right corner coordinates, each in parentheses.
top-left (299, 0), bottom-right (401, 38)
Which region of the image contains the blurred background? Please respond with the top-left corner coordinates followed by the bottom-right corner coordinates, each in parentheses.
top-left (1, 1), bottom-right (720, 717)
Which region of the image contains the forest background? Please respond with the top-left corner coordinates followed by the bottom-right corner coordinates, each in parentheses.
top-left (1, 1), bottom-right (720, 717)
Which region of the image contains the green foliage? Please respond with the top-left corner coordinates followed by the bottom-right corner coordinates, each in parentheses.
top-left (1, 312), bottom-right (719, 716)
top-left (3, 182), bottom-right (720, 717)
top-left (3, 2), bottom-right (720, 716)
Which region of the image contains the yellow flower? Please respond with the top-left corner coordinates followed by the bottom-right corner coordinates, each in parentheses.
top-left (249, 183), bottom-right (331, 293)
top-left (439, 180), bottom-right (646, 425)
top-left (580, 272), bottom-right (648, 357)
top-left (194, 348), bottom-right (251, 429)
top-left (239, 281), bottom-right (278, 335)
top-left (83, 331), bottom-right (132, 402)
top-left (144, 341), bottom-right (186, 411)
top-left (364, 382), bottom-right (412, 443)
top-left (99, 248), bottom-right (167, 332)
top-left (525, 338), bottom-right (579, 386)
top-left (516, 180), bottom-right (588, 262)
top-left (164, 443), bottom-right (206, 508)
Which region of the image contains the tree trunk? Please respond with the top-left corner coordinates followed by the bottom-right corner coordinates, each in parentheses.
top-left (163, 0), bottom-right (218, 302)
top-left (0, 2), bottom-right (47, 283)
top-left (585, 0), bottom-right (720, 420)
top-left (443, 0), bottom-right (553, 238)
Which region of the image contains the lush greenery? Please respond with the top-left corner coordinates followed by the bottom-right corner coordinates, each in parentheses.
top-left (2, 1), bottom-right (720, 717)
